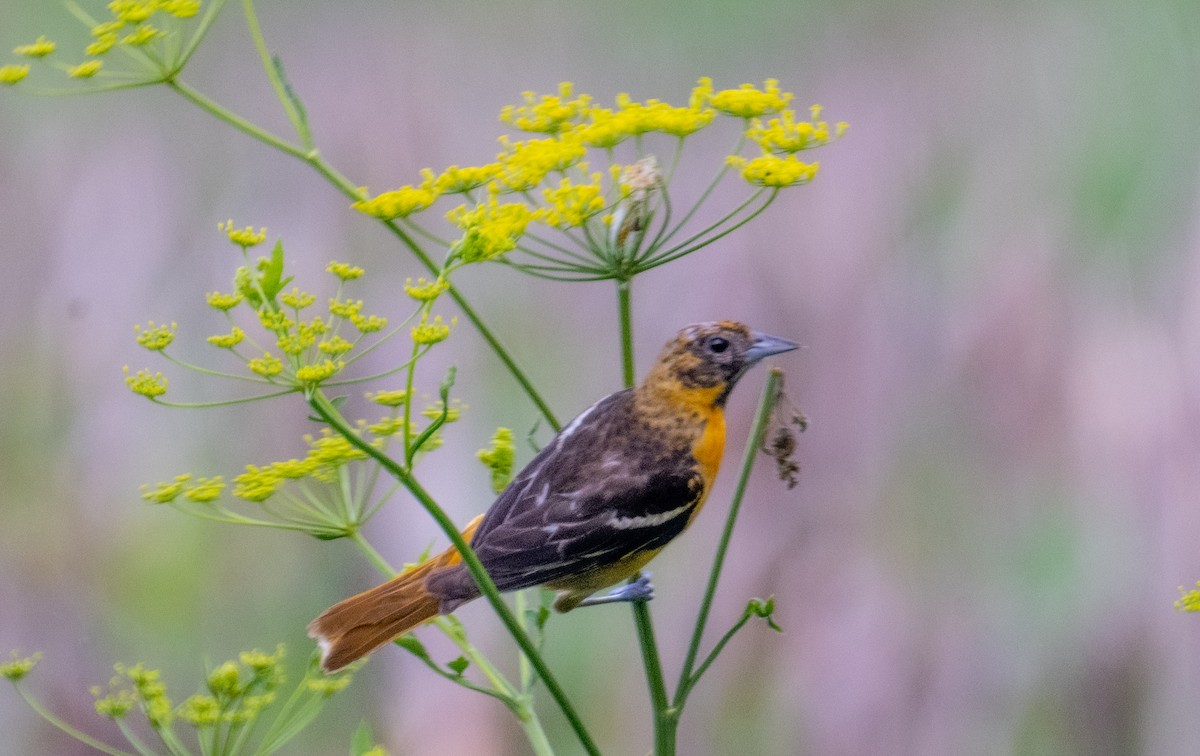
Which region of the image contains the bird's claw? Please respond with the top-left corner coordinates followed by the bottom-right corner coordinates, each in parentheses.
top-left (579, 573), bottom-right (655, 607)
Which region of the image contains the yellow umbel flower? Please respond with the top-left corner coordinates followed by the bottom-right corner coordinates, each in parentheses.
top-left (477, 427), bottom-right (515, 494)
top-left (541, 175), bottom-right (606, 229)
top-left (328, 298), bottom-right (363, 319)
top-left (367, 389), bottom-right (408, 407)
top-left (1, 652), bottom-right (42, 682)
top-left (161, 0), bottom-right (202, 17)
top-left (207, 327), bottom-right (246, 349)
top-left (135, 321), bottom-right (177, 351)
top-left (93, 689), bottom-right (136, 719)
top-left (353, 185), bottom-right (438, 220)
top-left (571, 108), bottom-right (637, 149)
top-left (326, 261), bottom-right (365, 281)
top-left (318, 335), bottom-right (354, 356)
top-left (14, 36), bottom-right (56, 58)
top-left (404, 276), bottom-right (449, 302)
top-left (422, 400), bottom-right (464, 423)
top-left (86, 33), bottom-right (118, 55)
top-left (448, 198), bottom-right (541, 263)
top-left (121, 25), bottom-right (162, 46)
top-left (109, 1), bottom-right (156, 23)
top-left (726, 154), bottom-right (819, 187)
top-left (705, 77), bottom-right (792, 119)
top-left (0, 65), bottom-right (30, 85)
top-left (433, 163), bottom-right (501, 194)
top-left (1177, 582), bottom-right (1200, 612)
top-left (275, 330), bottom-right (315, 356)
top-left (258, 310), bottom-right (293, 332)
top-left (124, 367), bottom-right (168, 397)
top-left (184, 476), bottom-right (225, 502)
top-left (500, 82), bottom-right (591, 134)
top-left (178, 694), bottom-right (220, 727)
top-left (280, 287), bottom-right (317, 309)
top-left (612, 94), bottom-right (715, 137)
top-left (366, 416), bottom-right (406, 437)
top-left (495, 134), bottom-right (587, 192)
top-left (233, 464), bottom-right (283, 501)
top-left (247, 354), bottom-right (283, 377)
top-left (205, 291), bottom-right (244, 311)
top-left (68, 60), bottom-right (104, 79)
top-left (91, 21), bottom-right (126, 38)
top-left (411, 315), bottom-right (453, 345)
top-left (141, 474), bottom-right (191, 503)
top-left (351, 313), bottom-right (387, 333)
top-left (296, 359), bottom-right (344, 385)
top-left (747, 107), bottom-right (847, 153)
top-left (219, 220), bottom-right (267, 248)
top-left (305, 429), bottom-right (368, 469)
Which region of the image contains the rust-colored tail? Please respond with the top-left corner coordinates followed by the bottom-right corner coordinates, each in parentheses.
top-left (308, 516), bottom-right (483, 672)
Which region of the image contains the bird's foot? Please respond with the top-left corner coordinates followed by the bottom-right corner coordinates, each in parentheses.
top-left (578, 573), bottom-right (655, 608)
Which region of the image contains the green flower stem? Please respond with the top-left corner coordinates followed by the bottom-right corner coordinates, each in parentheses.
top-left (617, 278), bottom-right (636, 388)
top-left (241, 0), bottom-right (311, 147)
top-left (308, 391), bottom-right (598, 756)
top-left (10, 683), bottom-right (133, 756)
top-left (674, 367), bottom-right (781, 707)
top-left (614, 284), bottom-right (675, 755)
top-left (161, 78), bottom-right (561, 432)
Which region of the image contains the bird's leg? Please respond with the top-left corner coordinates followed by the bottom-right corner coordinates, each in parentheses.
top-left (577, 572), bottom-right (655, 608)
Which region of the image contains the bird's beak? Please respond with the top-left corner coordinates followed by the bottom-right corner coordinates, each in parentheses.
top-left (745, 332), bottom-right (800, 364)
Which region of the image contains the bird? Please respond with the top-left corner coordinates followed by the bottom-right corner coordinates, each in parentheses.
top-left (309, 320), bottom-right (798, 672)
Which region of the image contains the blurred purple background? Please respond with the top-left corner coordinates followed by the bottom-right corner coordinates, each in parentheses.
top-left (2, 0), bottom-right (1199, 753)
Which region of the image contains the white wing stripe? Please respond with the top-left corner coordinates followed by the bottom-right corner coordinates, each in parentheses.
top-left (607, 503), bottom-right (691, 530)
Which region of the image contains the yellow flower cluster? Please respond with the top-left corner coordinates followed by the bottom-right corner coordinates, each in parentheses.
top-left (432, 163), bottom-right (501, 194)
top-left (247, 354), bottom-right (283, 377)
top-left (13, 36), bottom-right (55, 58)
top-left (726, 154), bottom-right (820, 188)
top-left (353, 184), bottom-right (438, 220)
top-left (207, 327), bottom-right (246, 349)
top-left (541, 175), bottom-right (606, 229)
top-left (1, 652), bottom-right (42, 682)
top-left (448, 198), bottom-right (541, 263)
top-left (747, 106), bottom-right (848, 153)
top-left (476, 427), bottom-right (515, 494)
top-left (0, 65), bottom-right (29, 85)
top-left (411, 315), bottom-right (454, 345)
top-left (280, 287), bottom-right (317, 309)
top-left (500, 82), bottom-right (592, 134)
top-left (231, 428), bottom-right (370, 501)
top-left (124, 367), bottom-right (168, 397)
top-left (495, 135), bottom-right (588, 192)
top-left (220, 220), bottom-right (267, 248)
top-left (326, 261), bottom-right (365, 280)
top-left (141, 474), bottom-right (191, 503)
top-left (404, 276), bottom-right (449, 302)
top-left (367, 389), bottom-right (408, 406)
top-left (1178, 581), bottom-right (1200, 612)
top-left (295, 359), bottom-right (344, 385)
top-left (702, 77), bottom-right (791, 118)
top-left (69, 60), bottom-right (103, 79)
top-left (206, 291), bottom-right (244, 311)
top-left (135, 321), bottom-right (177, 351)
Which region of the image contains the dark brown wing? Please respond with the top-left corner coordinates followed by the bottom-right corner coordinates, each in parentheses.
top-left (426, 389), bottom-right (703, 602)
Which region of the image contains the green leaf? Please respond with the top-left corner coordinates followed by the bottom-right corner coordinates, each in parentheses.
top-left (447, 656), bottom-right (469, 677)
top-left (258, 240), bottom-right (289, 302)
top-left (350, 720), bottom-right (375, 756)
top-left (394, 635), bottom-right (431, 663)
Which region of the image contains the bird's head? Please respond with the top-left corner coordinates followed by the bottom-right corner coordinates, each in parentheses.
top-left (641, 321), bottom-right (798, 408)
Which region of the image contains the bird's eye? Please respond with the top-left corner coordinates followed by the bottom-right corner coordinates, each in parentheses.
top-left (708, 337), bottom-right (729, 354)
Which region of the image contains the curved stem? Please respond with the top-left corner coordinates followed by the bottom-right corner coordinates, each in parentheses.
top-left (675, 367), bottom-right (781, 707)
top-left (308, 391), bottom-right (598, 755)
top-left (10, 683), bottom-right (133, 756)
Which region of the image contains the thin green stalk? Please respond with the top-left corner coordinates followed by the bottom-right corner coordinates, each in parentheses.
top-left (11, 684), bottom-right (133, 756)
top-left (674, 368), bottom-right (781, 707)
top-left (614, 285), bottom-right (675, 754)
top-left (616, 279), bottom-right (636, 388)
top-left (308, 391), bottom-right (598, 756)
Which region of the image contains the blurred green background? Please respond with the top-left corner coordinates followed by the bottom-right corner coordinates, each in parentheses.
top-left (3, 0), bottom-right (1200, 753)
